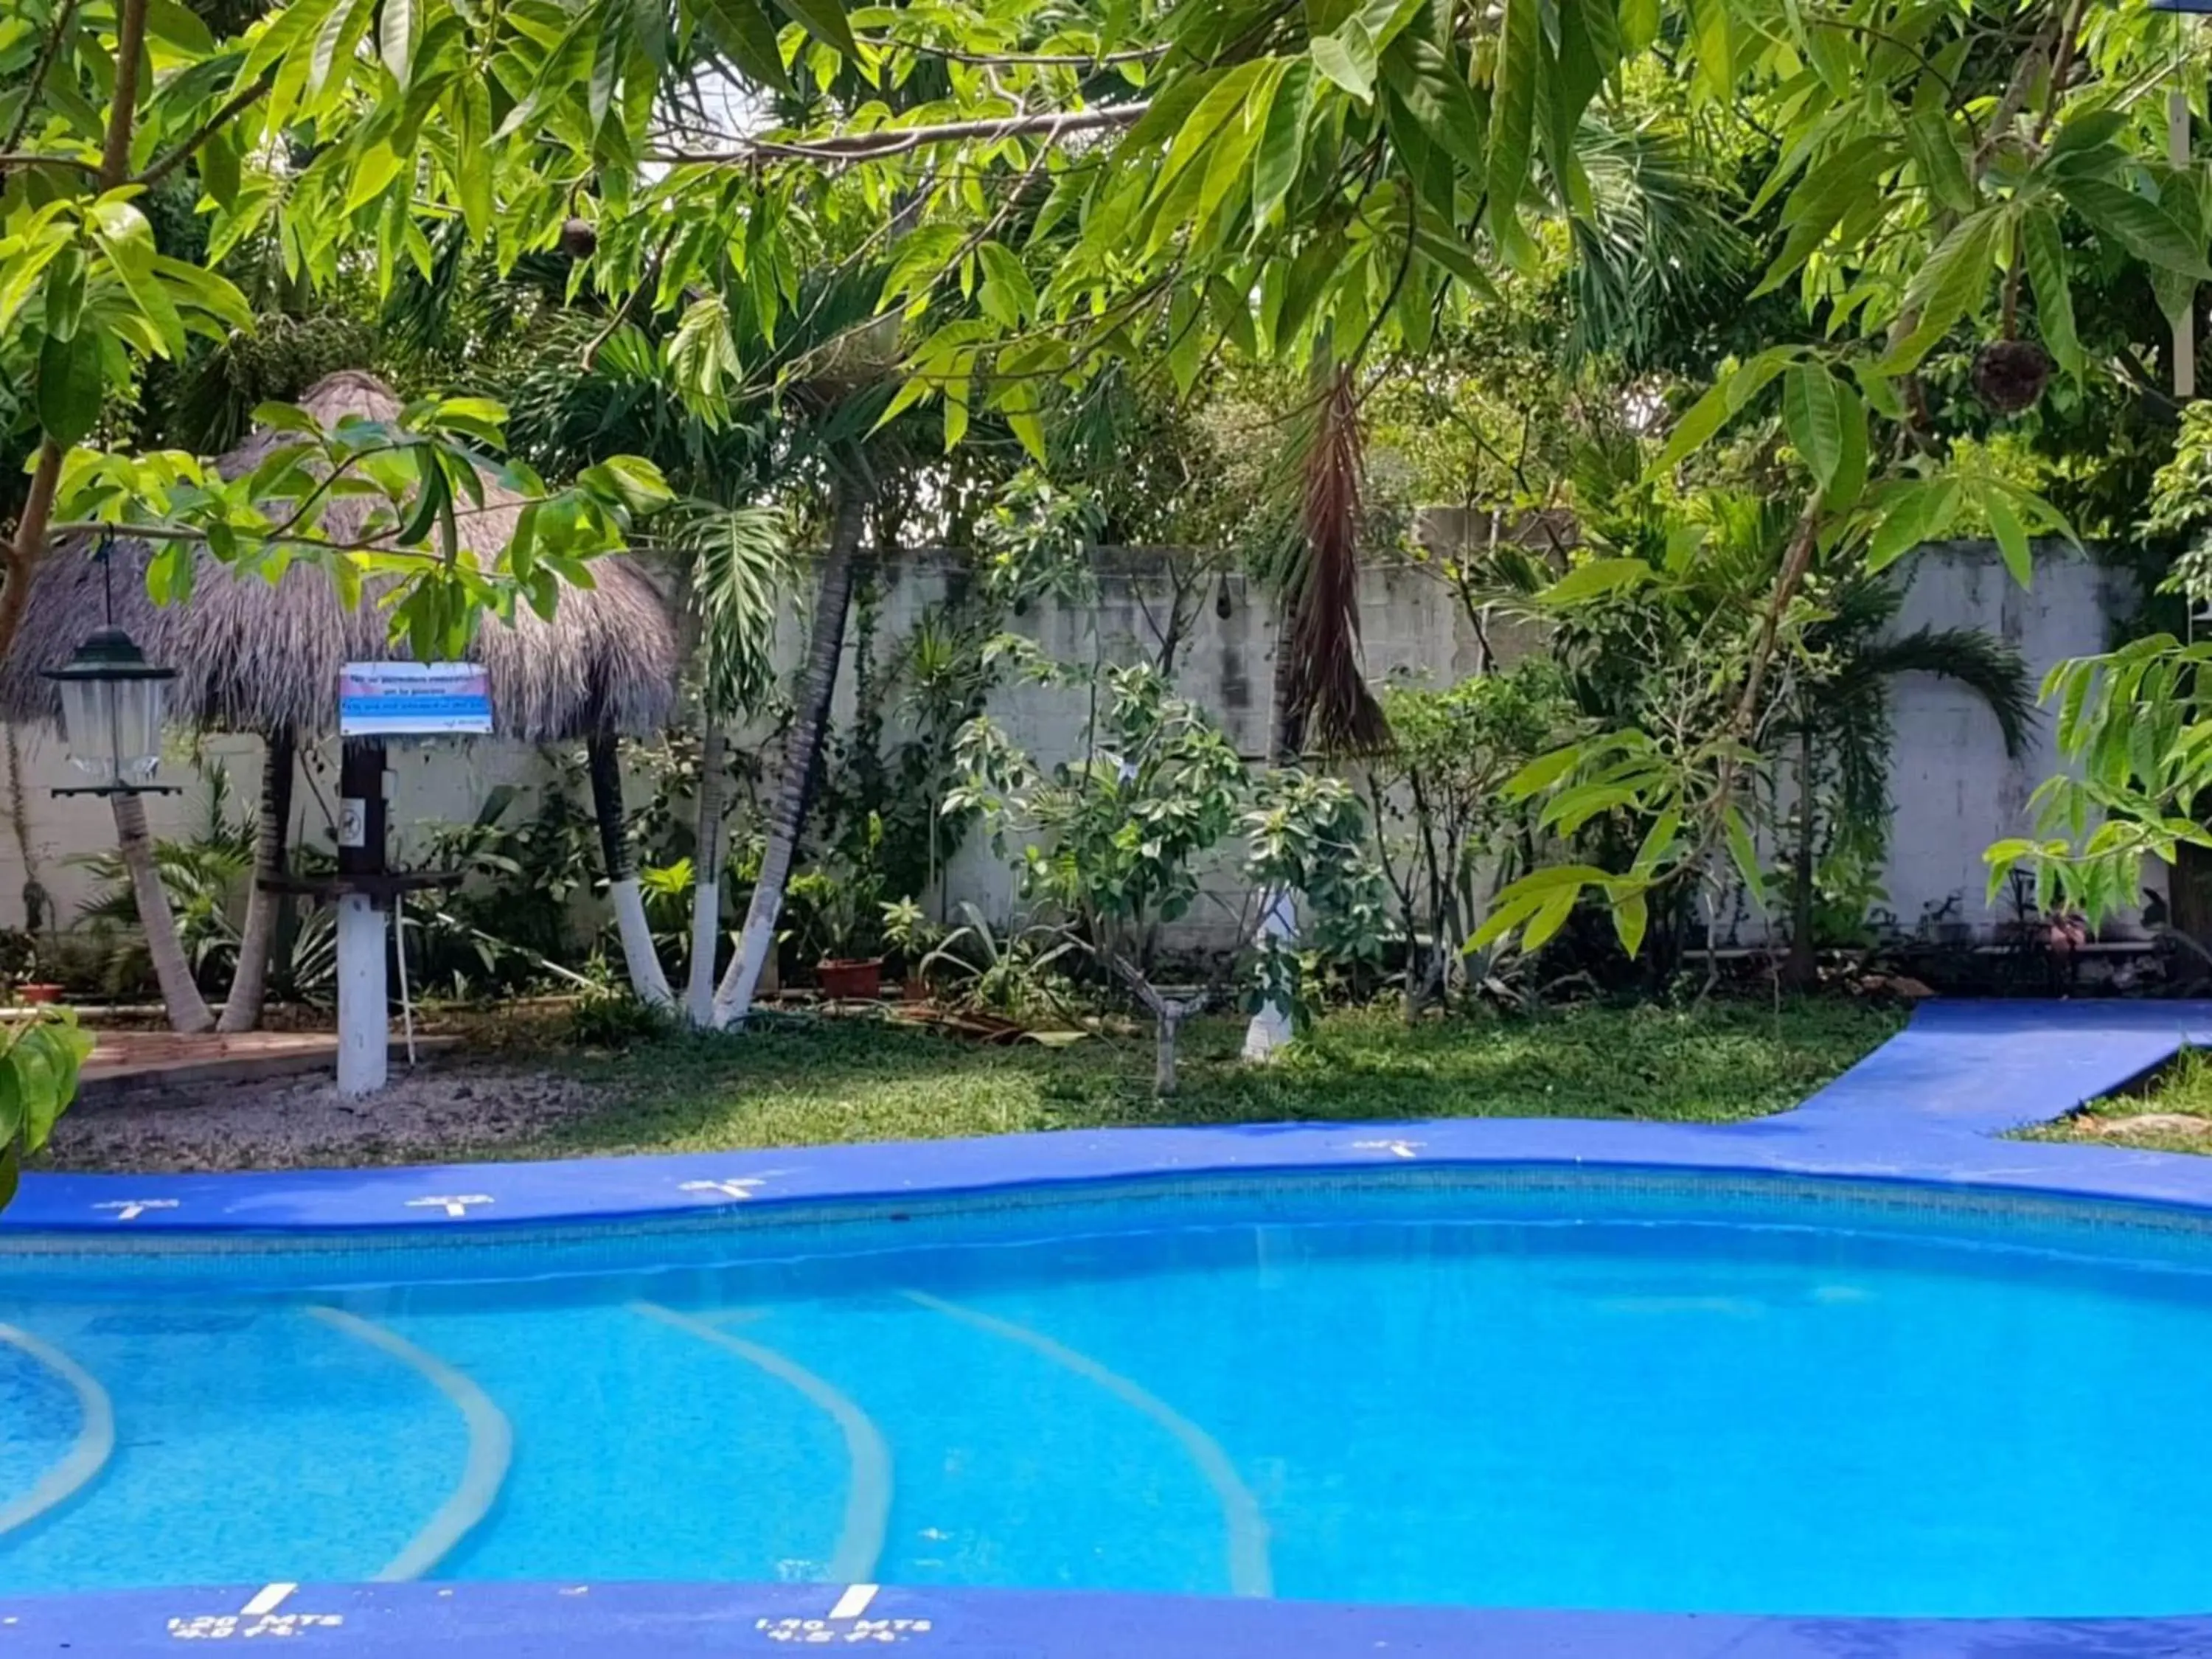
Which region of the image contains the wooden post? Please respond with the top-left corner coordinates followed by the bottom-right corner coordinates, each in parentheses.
top-left (335, 739), bottom-right (389, 1096)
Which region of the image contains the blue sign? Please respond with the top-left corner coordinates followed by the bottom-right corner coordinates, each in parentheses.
top-left (338, 663), bottom-right (494, 737)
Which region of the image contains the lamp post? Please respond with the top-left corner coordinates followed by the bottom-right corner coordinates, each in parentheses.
top-left (39, 540), bottom-right (176, 798)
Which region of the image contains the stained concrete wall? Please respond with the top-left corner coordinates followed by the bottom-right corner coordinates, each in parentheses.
top-left (0, 535), bottom-right (2134, 950)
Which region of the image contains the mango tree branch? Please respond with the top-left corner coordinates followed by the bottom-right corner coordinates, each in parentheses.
top-left (135, 69), bottom-right (274, 187)
top-left (647, 100), bottom-right (1149, 166)
top-left (100, 0), bottom-right (149, 186)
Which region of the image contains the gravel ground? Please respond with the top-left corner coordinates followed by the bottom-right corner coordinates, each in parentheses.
top-left (41, 1062), bottom-right (606, 1173)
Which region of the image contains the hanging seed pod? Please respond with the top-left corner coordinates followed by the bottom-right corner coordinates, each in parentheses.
top-left (1973, 339), bottom-right (2052, 414)
top-left (558, 218), bottom-right (599, 260)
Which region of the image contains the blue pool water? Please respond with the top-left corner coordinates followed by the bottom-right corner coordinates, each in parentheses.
top-left (4, 1170), bottom-right (2212, 1616)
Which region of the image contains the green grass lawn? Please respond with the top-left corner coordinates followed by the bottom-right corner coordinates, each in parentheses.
top-left (541, 1000), bottom-right (1904, 1158)
top-left (2025, 1046), bottom-right (2212, 1154)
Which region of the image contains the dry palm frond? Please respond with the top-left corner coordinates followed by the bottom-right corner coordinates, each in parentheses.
top-left (1281, 365), bottom-right (1388, 754)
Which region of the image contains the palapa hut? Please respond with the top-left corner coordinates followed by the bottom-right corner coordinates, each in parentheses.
top-left (0, 372), bottom-right (681, 1033)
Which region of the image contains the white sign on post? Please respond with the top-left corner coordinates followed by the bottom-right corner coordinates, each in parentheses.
top-left (338, 662), bottom-right (493, 737)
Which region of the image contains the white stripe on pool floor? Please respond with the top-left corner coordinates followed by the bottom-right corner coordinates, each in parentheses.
top-left (306, 1307), bottom-right (514, 1581)
top-left (0, 1323), bottom-right (116, 1538)
top-left (902, 1290), bottom-right (1273, 1599)
top-left (629, 1301), bottom-right (892, 1584)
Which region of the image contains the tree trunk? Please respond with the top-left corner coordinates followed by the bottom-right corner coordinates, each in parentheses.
top-left (686, 725), bottom-right (727, 1026)
top-left (1156, 1001), bottom-right (1183, 1096)
top-left (1242, 613), bottom-right (1309, 1063)
top-left (714, 477), bottom-right (870, 1027)
top-left (112, 791), bottom-right (213, 1033)
top-left (218, 727), bottom-right (293, 1033)
top-left (587, 731), bottom-right (673, 1011)
top-left (1785, 724), bottom-right (1818, 990)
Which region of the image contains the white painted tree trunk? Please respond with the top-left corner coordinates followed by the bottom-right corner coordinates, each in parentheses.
top-left (335, 893), bottom-right (387, 1096)
top-left (587, 733), bottom-right (672, 1011)
top-left (218, 728), bottom-right (293, 1034)
top-left (111, 791), bottom-right (214, 1034)
top-left (609, 879), bottom-right (672, 1010)
top-left (686, 726), bottom-right (727, 1026)
top-left (1243, 620), bottom-right (1304, 1063)
top-left (1241, 891), bottom-right (1298, 1062)
top-left (714, 479), bottom-right (869, 1028)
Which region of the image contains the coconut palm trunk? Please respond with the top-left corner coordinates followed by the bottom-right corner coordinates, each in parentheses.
top-left (686, 725), bottom-right (727, 1026)
top-left (218, 727), bottom-right (293, 1033)
top-left (112, 791), bottom-right (215, 1033)
top-left (714, 478), bottom-right (869, 1027)
top-left (588, 731), bottom-right (673, 1010)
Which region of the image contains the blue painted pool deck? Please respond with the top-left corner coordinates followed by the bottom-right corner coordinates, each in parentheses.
top-left (12, 998), bottom-right (2212, 1656)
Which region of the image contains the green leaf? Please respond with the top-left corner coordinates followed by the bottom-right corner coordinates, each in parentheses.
top-left (767, 0), bottom-right (856, 60)
top-left (1723, 808), bottom-right (1764, 910)
top-left (1379, 35), bottom-right (1485, 173)
top-left (1251, 58), bottom-right (1312, 226)
top-left (692, 0), bottom-right (792, 90)
top-left (1520, 886), bottom-right (1581, 951)
top-left (1781, 363), bottom-right (1843, 487)
top-left (1823, 379), bottom-right (1867, 510)
top-left (2020, 205), bottom-right (2080, 378)
top-left (1505, 744), bottom-right (1584, 797)
top-left (310, 0), bottom-right (366, 97)
top-left (1865, 477), bottom-right (1961, 572)
top-left (2056, 173), bottom-right (2212, 279)
top-left (1902, 104), bottom-right (1975, 215)
top-left (1487, 0), bottom-right (1540, 232)
top-left (1894, 209), bottom-right (2001, 357)
top-left (1540, 557), bottom-right (1652, 605)
top-left (35, 330), bottom-right (102, 447)
top-left (1983, 486), bottom-right (2034, 587)
top-left (1311, 17), bottom-right (1378, 101)
top-left (198, 126), bottom-right (242, 208)
top-left (147, 0), bottom-right (217, 52)
top-left (379, 0), bottom-right (417, 77)
top-left (0, 1060), bottom-right (19, 1150)
top-left (1612, 889), bottom-right (1649, 957)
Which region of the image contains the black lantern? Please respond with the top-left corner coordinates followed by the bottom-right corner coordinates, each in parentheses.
top-left (41, 540), bottom-right (176, 797)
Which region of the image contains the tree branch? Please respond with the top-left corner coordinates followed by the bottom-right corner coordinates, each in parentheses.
top-left (135, 69), bottom-right (274, 187)
top-left (100, 0), bottom-right (149, 187)
top-left (855, 35), bottom-right (1164, 66)
top-left (648, 101), bottom-right (1150, 166)
top-left (0, 150), bottom-right (101, 177)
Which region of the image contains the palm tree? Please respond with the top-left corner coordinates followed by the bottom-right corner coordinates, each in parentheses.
top-left (1778, 577), bottom-right (2034, 984)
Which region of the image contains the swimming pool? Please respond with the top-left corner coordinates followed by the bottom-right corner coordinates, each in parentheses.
top-left (7, 1166), bottom-right (2212, 1619)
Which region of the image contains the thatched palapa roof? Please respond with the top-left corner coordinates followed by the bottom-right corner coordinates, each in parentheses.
top-left (0, 372), bottom-right (678, 740)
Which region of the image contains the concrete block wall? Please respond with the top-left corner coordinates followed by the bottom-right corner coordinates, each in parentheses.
top-left (0, 534), bottom-right (2135, 952)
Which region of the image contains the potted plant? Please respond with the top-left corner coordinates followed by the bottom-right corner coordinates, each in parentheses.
top-left (0, 929), bottom-right (58, 1005)
top-left (880, 897), bottom-right (938, 1001)
top-left (811, 814), bottom-right (888, 1001)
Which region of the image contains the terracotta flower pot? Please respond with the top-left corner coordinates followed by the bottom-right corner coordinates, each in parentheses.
top-left (15, 984), bottom-right (63, 1006)
top-left (817, 958), bottom-right (884, 1001)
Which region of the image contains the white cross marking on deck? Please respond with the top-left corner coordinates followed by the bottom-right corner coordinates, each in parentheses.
top-left (94, 1200), bottom-right (179, 1221)
top-left (680, 1179), bottom-right (765, 1201)
top-left (1352, 1139), bottom-right (1424, 1160)
top-left (406, 1194), bottom-right (493, 1218)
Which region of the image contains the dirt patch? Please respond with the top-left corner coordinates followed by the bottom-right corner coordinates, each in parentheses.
top-left (41, 1061), bottom-right (606, 1173)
